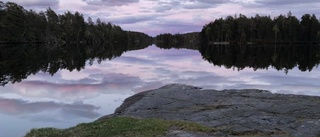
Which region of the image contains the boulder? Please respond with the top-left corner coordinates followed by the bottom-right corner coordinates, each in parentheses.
top-left (103, 84), bottom-right (320, 137)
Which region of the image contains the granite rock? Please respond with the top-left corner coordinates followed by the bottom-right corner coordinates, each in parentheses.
top-left (105, 84), bottom-right (320, 137)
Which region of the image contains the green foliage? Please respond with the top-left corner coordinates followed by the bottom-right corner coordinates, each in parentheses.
top-left (25, 117), bottom-right (215, 137)
top-left (0, 2), bottom-right (26, 42)
top-left (0, 1), bottom-right (151, 44)
top-left (26, 128), bottom-right (65, 137)
top-left (155, 32), bottom-right (199, 49)
top-left (200, 13), bottom-right (320, 44)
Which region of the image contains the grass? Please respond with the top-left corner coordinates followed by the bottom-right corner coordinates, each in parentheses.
top-left (25, 117), bottom-right (216, 137)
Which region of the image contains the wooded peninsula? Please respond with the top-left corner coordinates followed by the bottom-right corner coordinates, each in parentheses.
top-left (0, 1), bottom-right (152, 44)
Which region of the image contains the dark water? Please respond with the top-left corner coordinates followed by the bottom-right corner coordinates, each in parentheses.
top-left (1, 43), bottom-right (320, 136)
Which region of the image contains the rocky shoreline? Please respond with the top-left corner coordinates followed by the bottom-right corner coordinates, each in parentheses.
top-left (99, 84), bottom-right (320, 137)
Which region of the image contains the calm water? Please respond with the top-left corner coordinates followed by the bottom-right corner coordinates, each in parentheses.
top-left (1, 44), bottom-right (320, 136)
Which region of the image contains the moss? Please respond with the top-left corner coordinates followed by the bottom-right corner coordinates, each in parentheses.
top-left (25, 128), bottom-right (65, 137)
top-left (25, 117), bottom-right (215, 137)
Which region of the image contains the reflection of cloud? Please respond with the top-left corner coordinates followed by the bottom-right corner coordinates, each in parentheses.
top-left (149, 67), bottom-right (243, 90)
top-left (77, 78), bottom-right (99, 84)
top-left (6, 73), bottom-right (143, 101)
top-left (100, 73), bottom-right (143, 86)
top-left (181, 70), bottom-right (216, 77)
top-left (149, 47), bottom-right (200, 60)
top-left (0, 98), bottom-right (100, 118)
top-left (114, 56), bottom-right (165, 66)
top-left (253, 75), bottom-right (320, 86)
top-left (133, 81), bottom-right (164, 93)
top-left (215, 71), bottom-right (320, 96)
top-left (175, 75), bottom-right (238, 87)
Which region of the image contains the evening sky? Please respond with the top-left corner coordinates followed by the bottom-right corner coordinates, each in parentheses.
top-left (3, 0), bottom-right (320, 36)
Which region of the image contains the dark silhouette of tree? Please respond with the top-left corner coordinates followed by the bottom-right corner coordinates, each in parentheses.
top-left (1, 2), bottom-right (26, 42)
top-left (200, 13), bottom-right (320, 44)
top-left (155, 32), bottom-right (199, 49)
top-left (0, 1), bottom-right (151, 45)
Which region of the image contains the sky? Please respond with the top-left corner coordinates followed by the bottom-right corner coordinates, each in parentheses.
top-left (3, 0), bottom-right (320, 36)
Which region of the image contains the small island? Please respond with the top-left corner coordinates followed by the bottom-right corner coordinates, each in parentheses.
top-left (26, 84), bottom-right (320, 137)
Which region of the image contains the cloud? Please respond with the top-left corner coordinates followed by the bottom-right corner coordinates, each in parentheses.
top-left (82, 0), bottom-right (139, 6)
top-left (183, 3), bottom-right (211, 9)
top-left (0, 98), bottom-right (100, 118)
top-left (151, 0), bottom-right (230, 12)
top-left (154, 68), bottom-right (172, 74)
top-left (197, 0), bottom-right (228, 3)
top-left (3, 0), bottom-right (59, 7)
top-left (109, 15), bottom-right (157, 24)
top-left (152, 1), bottom-right (179, 12)
top-left (154, 5), bottom-right (173, 12)
top-left (255, 0), bottom-right (320, 5)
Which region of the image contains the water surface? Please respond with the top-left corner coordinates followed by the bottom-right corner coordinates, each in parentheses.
top-left (1, 44), bottom-right (320, 136)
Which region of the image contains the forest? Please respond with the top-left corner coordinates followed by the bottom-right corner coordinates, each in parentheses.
top-left (2, 1), bottom-right (320, 45)
top-left (155, 32), bottom-right (199, 49)
top-left (0, 1), bottom-right (152, 44)
top-left (200, 12), bottom-right (320, 44)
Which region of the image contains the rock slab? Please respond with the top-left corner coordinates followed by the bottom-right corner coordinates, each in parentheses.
top-left (105, 84), bottom-right (320, 137)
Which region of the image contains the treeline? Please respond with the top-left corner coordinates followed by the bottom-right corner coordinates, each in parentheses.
top-left (155, 32), bottom-right (199, 49)
top-left (200, 12), bottom-right (320, 44)
top-left (0, 1), bottom-right (152, 44)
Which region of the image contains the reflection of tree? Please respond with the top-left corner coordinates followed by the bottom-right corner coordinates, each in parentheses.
top-left (155, 32), bottom-right (320, 74)
top-left (199, 44), bottom-right (320, 73)
top-left (0, 32), bottom-right (152, 86)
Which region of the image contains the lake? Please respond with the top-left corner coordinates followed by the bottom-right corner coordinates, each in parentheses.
top-left (1, 44), bottom-right (320, 136)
